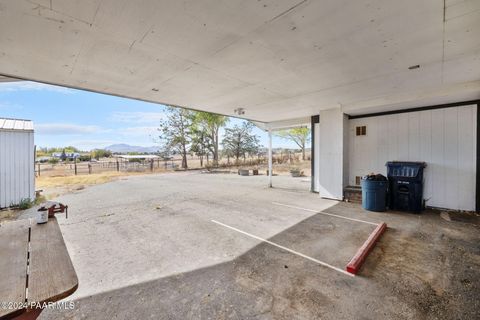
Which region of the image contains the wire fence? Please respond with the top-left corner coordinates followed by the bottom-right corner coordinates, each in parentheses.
top-left (35, 159), bottom-right (182, 177)
top-left (35, 152), bottom-right (311, 178)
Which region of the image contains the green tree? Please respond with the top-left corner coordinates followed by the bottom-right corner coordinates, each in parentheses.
top-left (64, 146), bottom-right (80, 153)
top-left (48, 158), bottom-right (59, 164)
top-left (192, 112), bottom-right (228, 166)
top-left (222, 122), bottom-right (260, 163)
top-left (275, 127), bottom-right (310, 160)
top-left (190, 128), bottom-right (212, 167)
top-left (91, 149), bottom-right (112, 160)
top-left (157, 106), bottom-right (194, 169)
top-left (78, 154), bottom-right (92, 162)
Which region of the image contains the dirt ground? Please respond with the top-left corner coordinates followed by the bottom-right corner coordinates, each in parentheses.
top-left (35, 153), bottom-right (311, 178)
top-left (9, 172), bottom-right (479, 319)
top-left (32, 160), bottom-right (311, 201)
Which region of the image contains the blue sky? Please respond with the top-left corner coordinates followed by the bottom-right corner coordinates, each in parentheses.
top-left (0, 81), bottom-right (305, 151)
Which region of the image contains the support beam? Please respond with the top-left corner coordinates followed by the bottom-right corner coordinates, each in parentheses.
top-left (310, 115), bottom-right (319, 192)
top-left (268, 130), bottom-right (273, 188)
top-left (477, 103), bottom-right (480, 212)
top-left (317, 109), bottom-right (347, 200)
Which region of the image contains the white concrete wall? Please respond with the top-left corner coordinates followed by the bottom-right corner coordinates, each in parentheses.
top-left (313, 122), bottom-right (320, 192)
top-left (343, 115), bottom-right (349, 190)
top-left (348, 105), bottom-right (477, 211)
top-left (0, 130), bottom-right (35, 208)
top-left (318, 109), bottom-right (347, 200)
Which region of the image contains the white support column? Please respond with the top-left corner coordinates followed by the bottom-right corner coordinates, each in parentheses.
top-left (317, 109), bottom-right (348, 200)
top-left (268, 130), bottom-right (273, 188)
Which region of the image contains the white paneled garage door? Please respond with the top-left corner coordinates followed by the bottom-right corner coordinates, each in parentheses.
top-left (348, 104), bottom-right (477, 211)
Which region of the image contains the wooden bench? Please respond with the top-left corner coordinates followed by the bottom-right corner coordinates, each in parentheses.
top-left (0, 217), bottom-right (78, 319)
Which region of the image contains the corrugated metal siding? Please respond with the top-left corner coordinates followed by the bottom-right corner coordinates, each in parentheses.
top-left (0, 129), bottom-right (35, 208)
top-left (348, 104), bottom-right (477, 211)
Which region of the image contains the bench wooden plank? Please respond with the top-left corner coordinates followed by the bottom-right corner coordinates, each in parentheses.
top-left (28, 218), bottom-right (78, 304)
top-left (0, 219), bottom-right (30, 318)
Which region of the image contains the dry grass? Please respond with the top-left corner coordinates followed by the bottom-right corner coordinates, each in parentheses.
top-left (36, 171), bottom-right (145, 189)
top-left (36, 172), bottom-right (151, 202)
top-left (0, 209), bottom-right (21, 223)
top-left (34, 158), bottom-right (312, 202)
top-left (36, 159), bottom-right (312, 189)
top-left (1, 172), bottom-right (156, 223)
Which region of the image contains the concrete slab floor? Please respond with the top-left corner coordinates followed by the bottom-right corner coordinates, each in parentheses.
top-left (37, 172), bottom-right (479, 320)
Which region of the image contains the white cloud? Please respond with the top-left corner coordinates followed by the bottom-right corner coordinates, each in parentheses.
top-left (35, 123), bottom-right (102, 135)
top-left (119, 126), bottom-right (159, 137)
top-left (109, 112), bottom-right (166, 124)
top-left (0, 81), bottom-right (74, 94)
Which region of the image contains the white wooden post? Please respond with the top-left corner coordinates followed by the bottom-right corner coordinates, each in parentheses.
top-left (268, 130), bottom-right (273, 188)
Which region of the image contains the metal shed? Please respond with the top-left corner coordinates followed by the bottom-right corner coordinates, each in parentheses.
top-left (0, 118), bottom-right (35, 208)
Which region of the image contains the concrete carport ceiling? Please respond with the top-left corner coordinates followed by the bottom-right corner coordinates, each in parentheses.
top-left (0, 0), bottom-right (479, 122)
top-left (0, 75), bottom-right (21, 83)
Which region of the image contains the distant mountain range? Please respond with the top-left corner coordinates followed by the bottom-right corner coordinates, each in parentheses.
top-left (105, 144), bottom-right (159, 154)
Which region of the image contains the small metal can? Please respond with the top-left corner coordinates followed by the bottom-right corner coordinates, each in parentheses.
top-left (36, 210), bottom-right (48, 224)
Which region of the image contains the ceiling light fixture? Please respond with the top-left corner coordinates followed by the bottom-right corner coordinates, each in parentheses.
top-left (408, 65), bottom-right (420, 70)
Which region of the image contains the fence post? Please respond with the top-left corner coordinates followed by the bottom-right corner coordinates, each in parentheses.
top-left (88, 163), bottom-right (92, 174)
top-left (37, 163), bottom-right (41, 176)
top-left (116, 160), bottom-right (120, 172)
top-left (150, 159), bottom-right (154, 172)
top-left (74, 159), bottom-right (77, 175)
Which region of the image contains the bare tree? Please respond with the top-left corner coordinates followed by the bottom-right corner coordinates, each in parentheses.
top-left (222, 122), bottom-right (260, 163)
top-left (192, 112), bottom-right (228, 166)
top-left (190, 128), bottom-right (211, 167)
top-left (157, 106), bottom-right (193, 169)
top-left (275, 127), bottom-right (310, 160)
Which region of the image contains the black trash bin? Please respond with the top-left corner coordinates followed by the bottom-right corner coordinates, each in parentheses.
top-left (386, 161), bottom-right (426, 213)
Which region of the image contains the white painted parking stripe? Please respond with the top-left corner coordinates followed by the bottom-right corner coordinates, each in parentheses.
top-left (211, 219), bottom-right (354, 277)
top-left (272, 202), bottom-right (379, 226)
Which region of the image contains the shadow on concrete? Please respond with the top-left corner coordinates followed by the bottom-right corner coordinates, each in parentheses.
top-left (40, 203), bottom-right (480, 320)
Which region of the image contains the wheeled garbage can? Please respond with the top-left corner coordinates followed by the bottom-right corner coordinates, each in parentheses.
top-left (386, 161), bottom-right (426, 213)
top-left (361, 176), bottom-right (388, 212)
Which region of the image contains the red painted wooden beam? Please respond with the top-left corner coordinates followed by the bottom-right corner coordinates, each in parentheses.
top-left (346, 222), bottom-right (387, 275)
